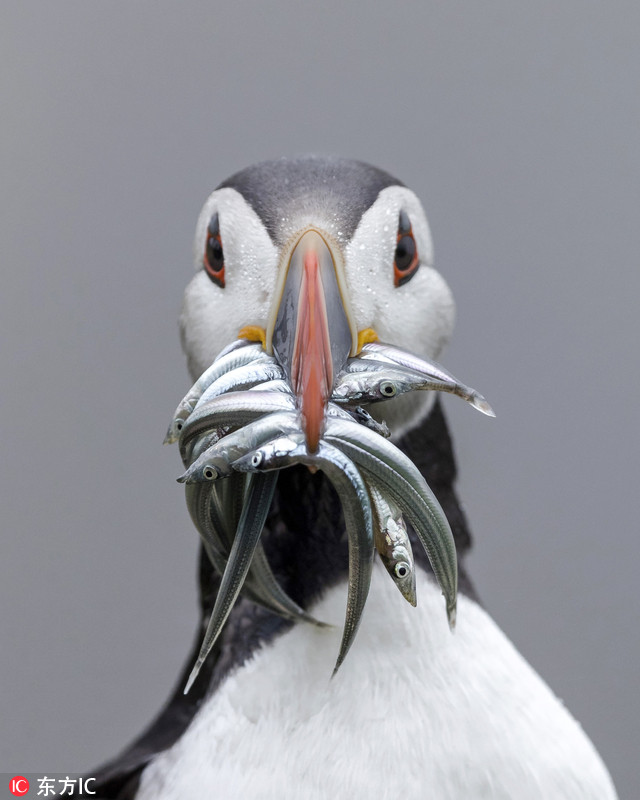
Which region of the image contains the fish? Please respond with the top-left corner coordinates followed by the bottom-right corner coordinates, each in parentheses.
top-left (215, 337), bottom-right (257, 360)
top-left (332, 363), bottom-right (450, 404)
top-left (179, 400), bottom-right (360, 468)
top-left (167, 331), bottom-right (497, 683)
top-left (179, 411), bottom-right (302, 483)
top-left (359, 341), bottom-right (495, 417)
top-left (368, 483), bottom-right (416, 606)
top-left (178, 391), bottom-right (297, 463)
top-left (322, 415), bottom-right (458, 628)
top-left (232, 435), bottom-right (374, 676)
top-left (195, 361), bottom-right (286, 409)
top-left (184, 466), bottom-right (329, 628)
top-left (184, 471), bottom-right (280, 694)
top-left (248, 379), bottom-right (293, 395)
top-left (164, 343), bottom-right (270, 444)
top-left (184, 481), bottom-right (232, 576)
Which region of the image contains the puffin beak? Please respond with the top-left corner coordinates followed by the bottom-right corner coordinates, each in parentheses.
top-left (266, 229), bottom-right (357, 452)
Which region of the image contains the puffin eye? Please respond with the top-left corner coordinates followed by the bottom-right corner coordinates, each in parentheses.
top-left (204, 213), bottom-right (225, 288)
top-left (394, 210), bottom-right (420, 288)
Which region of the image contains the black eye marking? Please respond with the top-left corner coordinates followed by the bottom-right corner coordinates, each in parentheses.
top-left (204, 213), bottom-right (225, 288)
top-left (394, 210), bottom-right (420, 287)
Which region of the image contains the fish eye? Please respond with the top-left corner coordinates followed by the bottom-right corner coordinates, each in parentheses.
top-left (203, 466), bottom-right (216, 480)
top-left (380, 381), bottom-right (397, 397)
top-left (251, 452), bottom-right (263, 467)
top-left (175, 420), bottom-right (183, 431)
top-left (203, 213), bottom-right (225, 288)
top-left (394, 210), bottom-right (420, 288)
top-left (395, 562), bottom-right (410, 578)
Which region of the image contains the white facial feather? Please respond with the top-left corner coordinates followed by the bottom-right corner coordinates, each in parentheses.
top-left (137, 565), bottom-right (617, 800)
top-left (345, 186), bottom-right (455, 436)
top-left (180, 188), bottom-right (278, 379)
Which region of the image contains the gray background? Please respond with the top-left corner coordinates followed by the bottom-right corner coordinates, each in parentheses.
top-left (1, 2), bottom-right (638, 797)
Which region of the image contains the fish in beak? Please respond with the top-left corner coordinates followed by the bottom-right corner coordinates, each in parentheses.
top-left (266, 228), bottom-right (358, 452)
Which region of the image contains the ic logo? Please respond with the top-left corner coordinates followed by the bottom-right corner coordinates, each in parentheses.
top-left (10, 776), bottom-right (30, 796)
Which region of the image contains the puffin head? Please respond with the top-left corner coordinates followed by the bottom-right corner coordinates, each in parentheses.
top-left (180, 156), bottom-right (455, 440)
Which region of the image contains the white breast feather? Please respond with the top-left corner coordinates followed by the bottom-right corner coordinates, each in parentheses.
top-left (137, 563), bottom-right (617, 800)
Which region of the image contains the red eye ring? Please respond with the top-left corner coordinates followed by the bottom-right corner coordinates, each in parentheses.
top-left (204, 213), bottom-right (225, 288)
top-left (393, 215), bottom-right (420, 287)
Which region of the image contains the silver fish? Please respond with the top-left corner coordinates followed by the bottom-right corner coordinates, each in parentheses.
top-left (338, 356), bottom-right (443, 379)
top-left (214, 471), bottom-right (245, 539)
top-left (180, 396), bottom-right (339, 469)
top-left (178, 391), bottom-right (296, 463)
top-left (184, 471), bottom-right (280, 694)
top-left (359, 341), bottom-right (495, 417)
top-left (195, 361), bottom-right (285, 409)
top-left (185, 482), bottom-right (231, 574)
top-left (233, 435), bottom-right (374, 676)
top-left (332, 364), bottom-right (449, 404)
top-left (248, 379), bottom-right (293, 395)
top-left (232, 433), bottom-right (304, 471)
top-left (181, 427), bottom-right (223, 470)
top-left (184, 438), bottom-right (328, 630)
top-left (179, 400), bottom-right (355, 469)
top-left (164, 343), bottom-right (270, 444)
top-left (214, 476), bottom-right (327, 628)
top-left (248, 544), bottom-right (330, 628)
top-left (368, 483), bottom-right (416, 606)
top-left (179, 412), bottom-right (302, 483)
top-left (322, 416), bottom-right (457, 628)
top-left (215, 338), bottom-right (256, 360)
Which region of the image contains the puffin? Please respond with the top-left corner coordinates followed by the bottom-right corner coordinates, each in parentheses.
top-left (85, 157), bottom-right (618, 799)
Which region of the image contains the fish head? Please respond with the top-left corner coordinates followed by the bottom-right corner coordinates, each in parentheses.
top-left (389, 543), bottom-right (417, 606)
top-left (231, 433), bottom-right (307, 473)
top-left (180, 452), bottom-right (231, 484)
